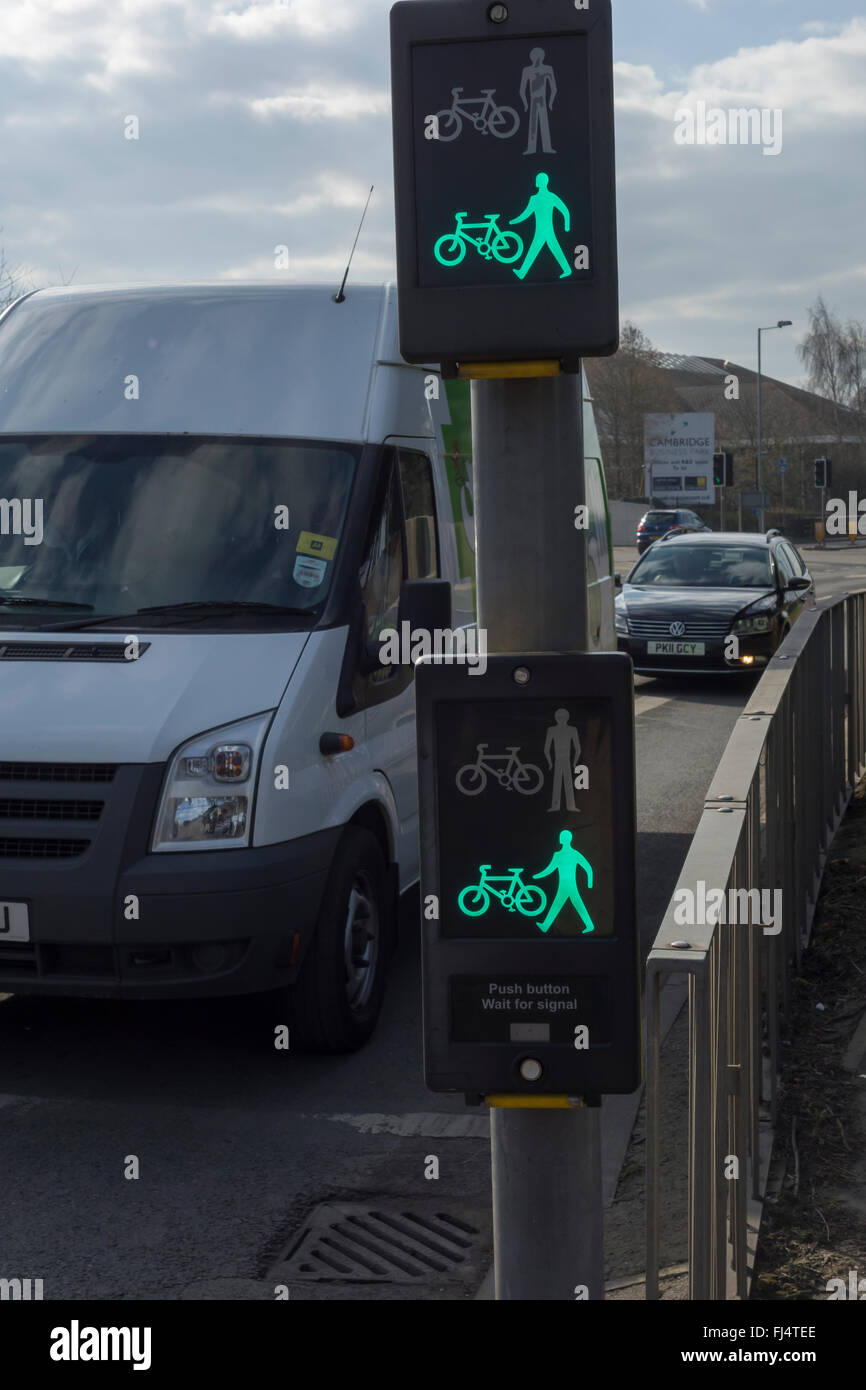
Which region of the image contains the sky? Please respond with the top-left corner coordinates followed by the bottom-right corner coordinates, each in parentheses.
top-left (0, 0), bottom-right (864, 390)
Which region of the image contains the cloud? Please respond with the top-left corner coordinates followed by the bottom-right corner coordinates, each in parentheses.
top-left (611, 18), bottom-right (866, 373)
top-left (0, 0), bottom-right (863, 390)
top-left (209, 0), bottom-right (375, 41)
top-left (615, 17), bottom-right (866, 125)
top-left (246, 84), bottom-right (389, 122)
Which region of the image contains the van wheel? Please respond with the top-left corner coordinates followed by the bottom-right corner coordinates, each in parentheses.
top-left (287, 827), bottom-right (390, 1053)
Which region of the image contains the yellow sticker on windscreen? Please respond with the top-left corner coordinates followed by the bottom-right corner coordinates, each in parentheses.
top-left (297, 532), bottom-right (337, 561)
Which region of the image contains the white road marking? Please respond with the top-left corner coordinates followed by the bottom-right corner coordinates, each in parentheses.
top-left (319, 1112), bottom-right (489, 1138)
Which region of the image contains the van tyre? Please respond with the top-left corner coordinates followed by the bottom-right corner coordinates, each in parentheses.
top-left (287, 827), bottom-right (390, 1054)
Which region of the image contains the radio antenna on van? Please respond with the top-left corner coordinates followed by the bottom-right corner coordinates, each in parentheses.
top-left (333, 185), bottom-right (374, 303)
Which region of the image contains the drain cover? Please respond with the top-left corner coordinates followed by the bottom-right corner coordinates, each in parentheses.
top-left (270, 1200), bottom-right (489, 1284)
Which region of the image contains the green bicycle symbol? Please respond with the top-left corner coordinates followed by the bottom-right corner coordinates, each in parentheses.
top-left (457, 864), bottom-right (547, 918)
top-left (434, 212), bottom-right (524, 267)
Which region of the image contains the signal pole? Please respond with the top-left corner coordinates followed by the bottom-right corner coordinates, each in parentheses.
top-left (391, 0), bottom-right (625, 1301)
top-left (472, 371), bottom-right (603, 1300)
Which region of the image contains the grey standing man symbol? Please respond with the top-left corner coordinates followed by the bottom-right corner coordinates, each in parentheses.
top-left (544, 708), bottom-right (581, 812)
top-left (520, 47), bottom-right (557, 155)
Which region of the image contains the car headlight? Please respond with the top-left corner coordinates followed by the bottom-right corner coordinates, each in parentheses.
top-left (731, 595), bottom-right (776, 636)
top-left (152, 713), bottom-right (273, 851)
top-left (615, 606), bottom-right (629, 634)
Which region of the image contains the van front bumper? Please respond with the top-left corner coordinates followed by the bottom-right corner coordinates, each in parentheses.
top-left (0, 761), bottom-right (341, 998)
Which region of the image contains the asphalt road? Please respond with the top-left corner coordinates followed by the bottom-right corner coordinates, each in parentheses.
top-left (4, 547), bottom-right (865, 1301)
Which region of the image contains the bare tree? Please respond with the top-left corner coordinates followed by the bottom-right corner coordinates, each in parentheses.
top-left (0, 237), bottom-right (36, 310)
top-left (798, 296), bottom-right (851, 446)
top-left (841, 319), bottom-right (866, 433)
top-left (585, 322), bottom-right (677, 497)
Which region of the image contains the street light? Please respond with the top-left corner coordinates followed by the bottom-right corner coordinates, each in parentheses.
top-left (756, 320), bottom-right (793, 531)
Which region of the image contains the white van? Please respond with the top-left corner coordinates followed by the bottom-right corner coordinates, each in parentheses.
top-left (0, 282), bottom-right (613, 1051)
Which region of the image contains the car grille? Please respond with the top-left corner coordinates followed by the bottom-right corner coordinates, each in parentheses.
top-left (628, 616), bottom-right (732, 640)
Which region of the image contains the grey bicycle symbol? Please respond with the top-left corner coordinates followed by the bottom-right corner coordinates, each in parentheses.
top-left (434, 212), bottom-right (523, 267)
top-left (458, 865), bottom-right (547, 918)
top-left (456, 743), bottom-right (544, 795)
top-left (434, 87), bottom-right (520, 142)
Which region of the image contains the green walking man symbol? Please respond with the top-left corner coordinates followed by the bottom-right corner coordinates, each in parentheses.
top-left (533, 830), bottom-right (595, 934)
top-left (510, 172), bottom-right (572, 280)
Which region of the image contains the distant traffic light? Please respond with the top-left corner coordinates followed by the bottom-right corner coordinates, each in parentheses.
top-left (713, 451), bottom-right (734, 487)
top-left (814, 457), bottom-right (832, 488)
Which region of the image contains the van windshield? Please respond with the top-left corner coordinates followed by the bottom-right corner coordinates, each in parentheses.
top-left (0, 435), bottom-right (358, 626)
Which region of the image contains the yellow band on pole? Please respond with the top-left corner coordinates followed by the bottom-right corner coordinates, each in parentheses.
top-left (485, 1094), bottom-right (584, 1109)
top-left (457, 360), bottom-right (561, 380)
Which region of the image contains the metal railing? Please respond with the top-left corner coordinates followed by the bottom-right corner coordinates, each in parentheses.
top-left (645, 590), bottom-right (866, 1299)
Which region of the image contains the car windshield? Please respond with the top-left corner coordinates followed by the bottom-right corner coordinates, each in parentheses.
top-left (0, 434), bottom-right (358, 625)
top-left (631, 544), bottom-right (773, 588)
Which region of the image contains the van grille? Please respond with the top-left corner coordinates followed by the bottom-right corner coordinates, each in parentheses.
top-left (0, 799), bottom-right (103, 822)
top-left (0, 763), bottom-right (117, 783)
top-left (0, 837), bottom-right (89, 859)
top-left (0, 762), bottom-right (118, 859)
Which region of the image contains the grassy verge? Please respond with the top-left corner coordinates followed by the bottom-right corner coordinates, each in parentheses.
top-left (752, 783), bottom-right (866, 1299)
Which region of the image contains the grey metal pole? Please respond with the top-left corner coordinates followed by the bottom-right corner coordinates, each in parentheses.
top-left (471, 370), bottom-right (603, 1301)
top-left (756, 329), bottom-right (763, 532)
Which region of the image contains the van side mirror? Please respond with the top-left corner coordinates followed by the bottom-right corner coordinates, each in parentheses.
top-left (359, 580), bottom-right (452, 676)
top-left (788, 575), bottom-right (811, 591)
top-left (614, 572), bottom-right (622, 590)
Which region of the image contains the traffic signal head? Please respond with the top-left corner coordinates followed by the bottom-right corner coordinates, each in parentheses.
top-left (713, 452), bottom-right (725, 487)
top-left (390, 0), bottom-right (618, 370)
top-left (814, 457), bottom-right (831, 488)
top-left (415, 653), bottom-right (640, 1097)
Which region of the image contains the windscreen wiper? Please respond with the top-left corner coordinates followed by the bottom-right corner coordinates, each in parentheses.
top-left (137, 600), bottom-right (313, 617)
top-left (0, 596), bottom-right (94, 610)
top-left (42, 600), bottom-right (314, 631)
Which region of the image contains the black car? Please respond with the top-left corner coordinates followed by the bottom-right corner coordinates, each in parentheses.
top-left (636, 507), bottom-right (709, 553)
top-left (615, 530), bottom-right (813, 675)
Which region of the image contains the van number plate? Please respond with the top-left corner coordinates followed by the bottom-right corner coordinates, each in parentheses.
top-left (646, 641), bottom-right (706, 656)
top-left (0, 903), bottom-right (30, 942)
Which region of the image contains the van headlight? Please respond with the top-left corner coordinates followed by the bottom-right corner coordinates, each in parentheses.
top-left (151, 713), bottom-right (273, 851)
top-left (615, 606), bottom-right (629, 635)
